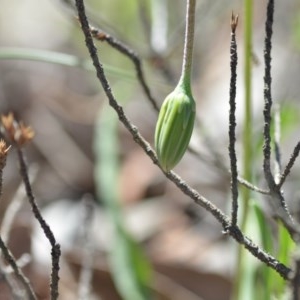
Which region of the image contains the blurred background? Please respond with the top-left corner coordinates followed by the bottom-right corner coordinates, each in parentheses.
top-left (0, 0), bottom-right (300, 299)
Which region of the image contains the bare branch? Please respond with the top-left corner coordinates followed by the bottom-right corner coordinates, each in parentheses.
top-left (278, 142), bottom-right (300, 189)
top-left (262, 0), bottom-right (275, 189)
top-left (228, 12), bottom-right (239, 226)
top-left (17, 148), bottom-right (61, 300)
top-left (75, 0), bottom-right (292, 279)
top-left (262, 0), bottom-right (297, 240)
top-left (237, 176), bottom-right (269, 195)
top-left (88, 24), bottom-right (159, 112)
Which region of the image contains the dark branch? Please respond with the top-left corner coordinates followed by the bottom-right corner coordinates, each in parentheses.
top-left (229, 13), bottom-right (239, 226)
top-left (262, 0), bottom-right (297, 240)
top-left (17, 148), bottom-right (60, 300)
top-left (263, 0), bottom-right (274, 188)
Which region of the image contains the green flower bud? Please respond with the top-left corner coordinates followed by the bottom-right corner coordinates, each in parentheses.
top-left (154, 83), bottom-right (195, 172)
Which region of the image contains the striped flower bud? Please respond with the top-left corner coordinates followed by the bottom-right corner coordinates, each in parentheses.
top-left (155, 83), bottom-right (195, 172)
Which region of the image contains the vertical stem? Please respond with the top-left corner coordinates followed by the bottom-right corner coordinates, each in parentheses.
top-left (233, 0), bottom-right (253, 299)
top-left (263, 0), bottom-right (274, 188)
top-left (229, 14), bottom-right (239, 227)
top-left (180, 0), bottom-right (196, 90)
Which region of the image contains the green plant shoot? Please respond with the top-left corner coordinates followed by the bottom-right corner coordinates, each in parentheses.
top-left (154, 0), bottom-right (196, 172)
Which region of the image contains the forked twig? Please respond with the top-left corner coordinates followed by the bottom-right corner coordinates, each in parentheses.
top-left (262, 0), bottom-right (297, 240)
top-left (17, 148), bottom-right (61, 300)
top-left (88, 24), bottom-right (159, 112)
top-left (84, 5), bottom-right (273, 198)
top-left (262, 0), bottom-right (275, 190)
top-left (75, 0), bottom-right (291, 280)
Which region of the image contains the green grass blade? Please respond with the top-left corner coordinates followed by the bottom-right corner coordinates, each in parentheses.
top-left (94, 105), bottom-right (152, 300)
top-left (0, 47), bottom-right (135, 79)
top-left (253, 201), bottom-right (272, 300)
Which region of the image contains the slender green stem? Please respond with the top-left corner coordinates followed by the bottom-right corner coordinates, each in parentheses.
top-left (180, 0), bottom-right (196, 90)
top-left (233, 0), bottom-right (253, 299)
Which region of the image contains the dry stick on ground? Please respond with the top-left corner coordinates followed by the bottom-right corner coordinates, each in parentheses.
top-left (262, 0), bottom-right (299, 240)
top-left (16, 148), bottom-right (61, 300)
top-left (75, 0), bottom-right (292, 280)
top-left (228, 13), bottom-right (239, 227)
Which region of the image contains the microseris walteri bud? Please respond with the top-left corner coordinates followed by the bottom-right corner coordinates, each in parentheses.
top-left (154, 0), bottom-right (196, 171)
top-left (155, 81), bottom-right (195, 171)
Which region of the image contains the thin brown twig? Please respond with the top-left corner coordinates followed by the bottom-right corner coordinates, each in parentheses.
top-left (17, 148), bottom-right (61, 300)
top-left (262, 0), bottom-right (297, 240)
top-left (88, 24), bottom-right (160, 112)
top-left (75, 0), bottom-right (291, 280)
top-left (237, 176), bottom-right (269, 195)
top-left (0, 140), bottom-right (30, 299)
